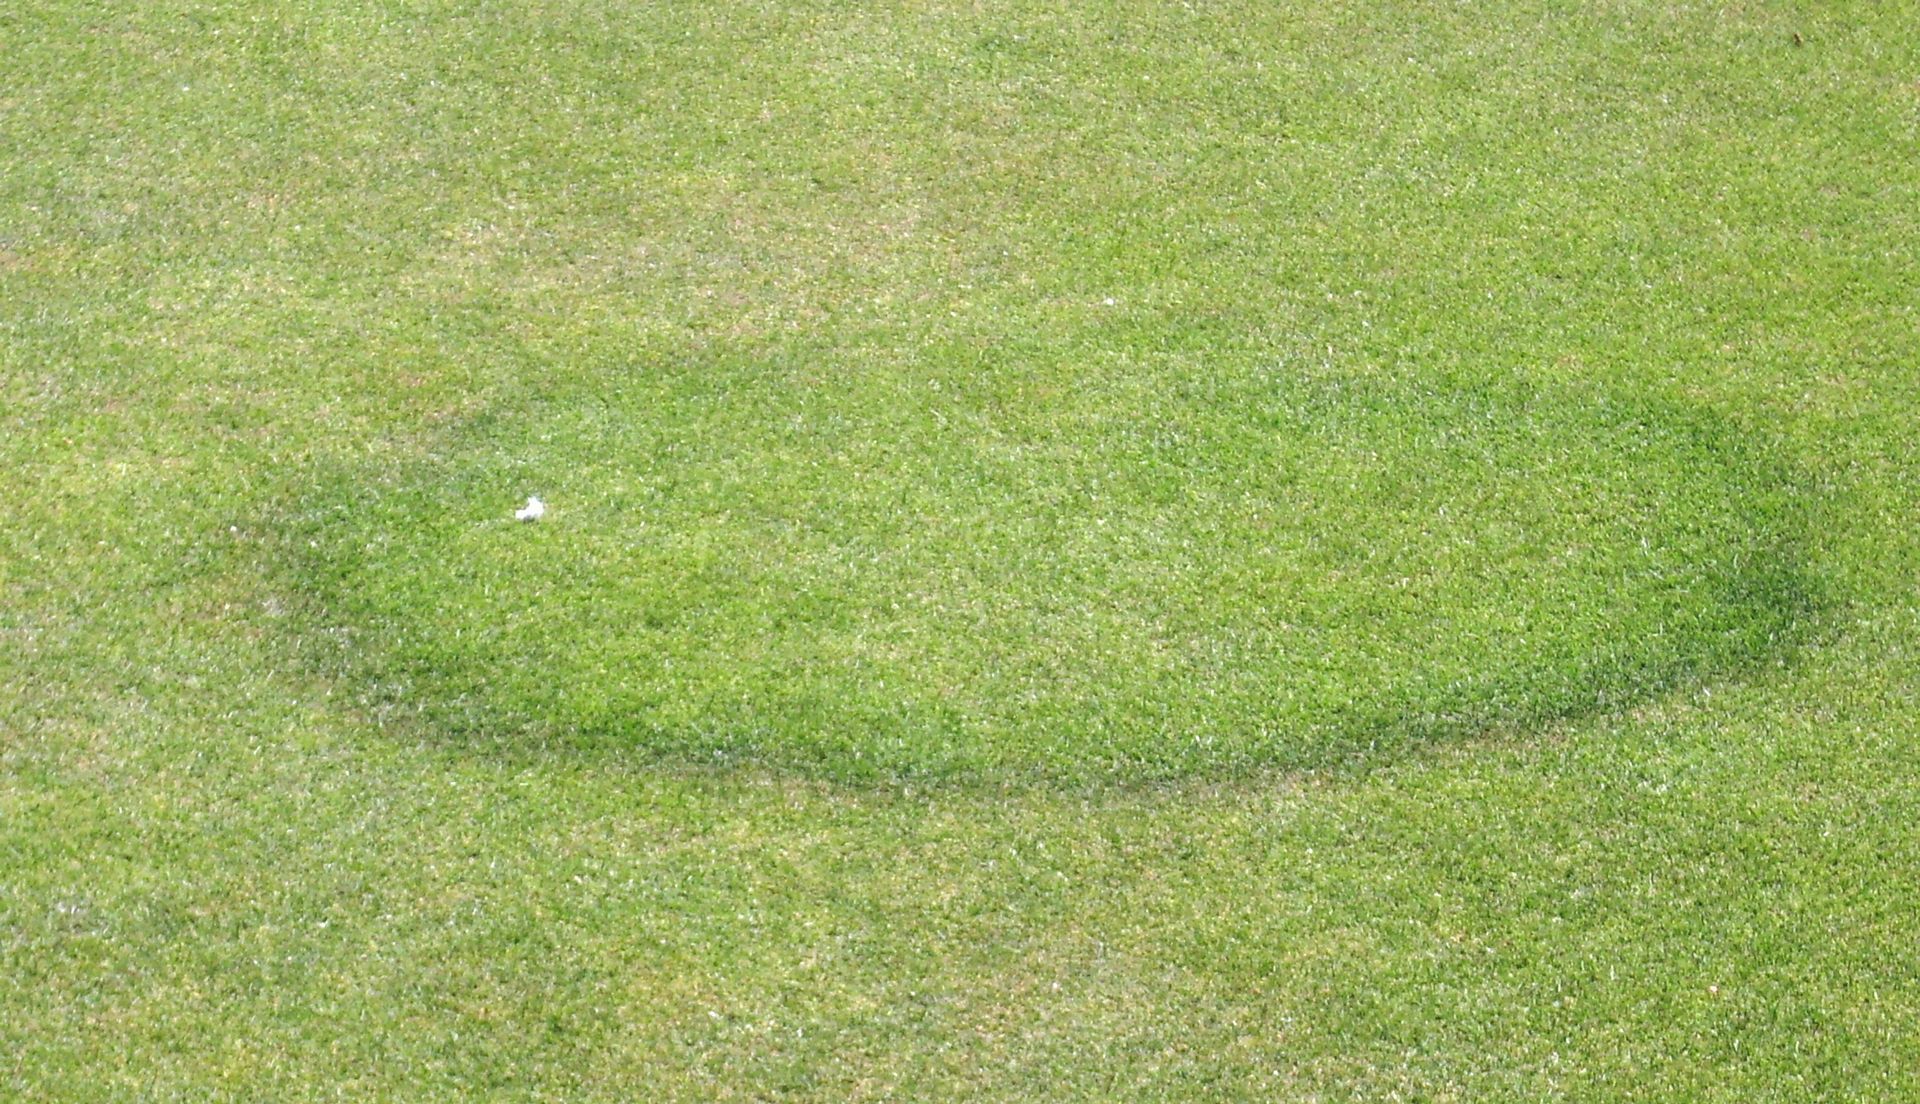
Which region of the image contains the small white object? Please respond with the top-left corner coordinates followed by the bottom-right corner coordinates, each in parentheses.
top-left (515, 495), bottom-right (546, 522)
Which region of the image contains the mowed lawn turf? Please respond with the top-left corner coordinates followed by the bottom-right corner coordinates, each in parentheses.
top-left (298, 375), bottom-right (1809, 781)
top-left (4, 0), bottom-right (1919, 1098)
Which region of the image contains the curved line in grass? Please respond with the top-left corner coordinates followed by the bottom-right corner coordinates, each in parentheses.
top-left (265, 377), bottom-right (1828, 790)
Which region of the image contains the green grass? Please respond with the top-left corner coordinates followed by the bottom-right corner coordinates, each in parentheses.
top-left (5, 0), bottom-right (1920, 1098)
top-left (292, 375), bottom-right (1814, 781)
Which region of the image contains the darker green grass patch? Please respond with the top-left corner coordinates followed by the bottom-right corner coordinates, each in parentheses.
top-left (277, 348), bottom-right (1820, 786)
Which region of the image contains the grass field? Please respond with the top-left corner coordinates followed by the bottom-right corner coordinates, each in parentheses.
top-left (5, 0), bottom-right (1920, 1097)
